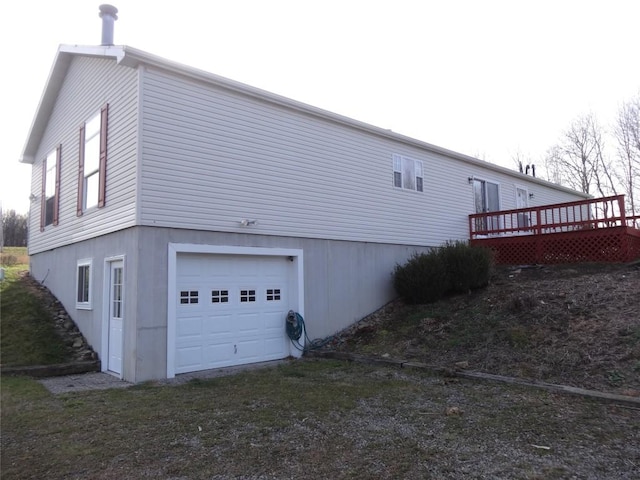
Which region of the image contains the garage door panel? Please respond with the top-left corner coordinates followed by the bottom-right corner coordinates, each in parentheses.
top-left (237, 312), bottom-right (262, 334)
top-left (264, 337), bottom-right (288, 356)
top-left (204, 342), bottom-right (235, 363)
top-left (177, 316), bottom-right (202, 338)
top-left (235, 338), bottom-right (260, 359)
top-left (263, 311), bottom-right (286, 330)
top-left (175, 253), bottom-right (295, 374)
top-left (204, 314), bottom-right (234, 335)
top-left (176, 346), bottom-right (203, 372)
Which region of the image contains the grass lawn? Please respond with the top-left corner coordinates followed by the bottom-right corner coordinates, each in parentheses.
top-left (1, 360), bottom-right (638, 479)
top-left (1, 248), bottom-right (71, 366)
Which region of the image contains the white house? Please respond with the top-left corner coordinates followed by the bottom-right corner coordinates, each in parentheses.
top-left (19, 9), bottom-right (589, 382)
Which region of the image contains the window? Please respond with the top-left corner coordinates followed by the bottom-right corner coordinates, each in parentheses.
top-left (180, 291), bottom-right (199, 304)
top-left (211, 290), bottom-right (229, 303)
top-left (76, 259), bottom-right (92, 309)
top-left (266, 288), bottom-right (281, 301)
top-left (40, 146), bottom-right (61, 230)
top-left (392, 154), bottom-right (423, 192)
top-left (240, 289), bottom-right (256, 303)
top-left (78, 104), bottom-right (108, 215)
top-left (473, 178), bottom-right (501, 233)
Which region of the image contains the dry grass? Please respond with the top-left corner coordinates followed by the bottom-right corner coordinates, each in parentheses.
top-left (1, 360), bottom-right (639, 479)
top-left (1, 246), bottom-right (29, 267)
top-left (330, 263), bottom-right (640, 395)
top-left (1, 259), bottom-right (639, 478)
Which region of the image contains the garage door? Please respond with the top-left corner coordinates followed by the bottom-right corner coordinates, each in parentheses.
top-left (175, 253), bottom-right (294, 374)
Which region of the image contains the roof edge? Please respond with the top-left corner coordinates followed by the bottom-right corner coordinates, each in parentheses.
top-left (19, 45), bottom-right (127, 164)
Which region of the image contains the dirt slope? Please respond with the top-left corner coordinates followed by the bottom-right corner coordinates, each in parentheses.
top-left (327, 262), bottom-right (640, 395)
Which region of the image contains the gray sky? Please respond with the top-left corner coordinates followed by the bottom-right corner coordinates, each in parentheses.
top-left (2, 0), bottom-right (639, 214)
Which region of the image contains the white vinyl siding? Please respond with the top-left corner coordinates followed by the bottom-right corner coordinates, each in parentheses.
top-left (27, 50), bottom-right (588, 255)
top-left (138, 67), bottom-right (587, 247)
top-left (28, 56), bottom-right (138, 254)
top-left (139, 69), bottom-right (438, 245)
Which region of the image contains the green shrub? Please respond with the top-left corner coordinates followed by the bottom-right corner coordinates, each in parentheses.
top-left (439, 241), bottom-right (493, 293)
top-left (393, 251), bottom-right (448, 304)
top-left (393, 241), bottom-right (493, 304)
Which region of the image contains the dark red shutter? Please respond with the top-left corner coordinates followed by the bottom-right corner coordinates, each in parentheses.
top-left (77, 123), bottom-right (85, 216)
top-left (40, 160), bottom-right (46, 231)
top-left (53, 144), bottom-right (62, 225)
top-left (98, 103), bottom-right (109, 208)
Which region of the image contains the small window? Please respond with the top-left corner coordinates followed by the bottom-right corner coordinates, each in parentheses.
top-left (180, 290), bottom-right (199, 304)
top-left (76, 259), bottom-right (92, 309)
top-left (266, 288), bottom-right (281, 301)
top-left (392, 154), bottom-right (424, 192)
top-left (240, 289), bottom-right (256, 303)
top-left (212, 290), bottom-right (229, 303)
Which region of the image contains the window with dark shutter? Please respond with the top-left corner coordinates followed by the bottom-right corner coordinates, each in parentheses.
top-left (40, 161), bottom-right (46, 231)
top-left (78, 104), bottom-right (109, 214)
top-left (98, 103), bottom-right (108, 208)
top-left (77, 123), bottom-right (85, 216)
top-left (53, 145), bottom-right (61, 225)
top-left (42, 146), bottom-right (61, 229)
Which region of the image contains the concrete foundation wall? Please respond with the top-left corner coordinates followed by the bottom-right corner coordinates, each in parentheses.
top-left (30, 226), bottom-right (429, 382)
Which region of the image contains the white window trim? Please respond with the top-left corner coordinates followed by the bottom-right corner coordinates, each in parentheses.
top-left (392, 154), bottom-right (424, 192)
top-left (76, 258), bottom-right (93, 310)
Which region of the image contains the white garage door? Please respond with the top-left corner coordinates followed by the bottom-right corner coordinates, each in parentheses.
top-left (175, 253), bottom-right (293, 374)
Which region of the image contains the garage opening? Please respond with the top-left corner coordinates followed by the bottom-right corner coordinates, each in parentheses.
top-left (167, 245), bottom-right (304, 377)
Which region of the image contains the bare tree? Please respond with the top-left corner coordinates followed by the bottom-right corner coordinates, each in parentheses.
top-left (544, 113), bottom-right (617, 196)
top-left (543, 145), bottom-right (565, 184)
top-left (588, 115), bottom-right (618, 199)
top-left (613, 93), bottom-right (640, 219)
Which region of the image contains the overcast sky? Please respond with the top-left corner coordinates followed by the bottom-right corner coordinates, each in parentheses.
top-left (2, 0), bottom-right (639, 214)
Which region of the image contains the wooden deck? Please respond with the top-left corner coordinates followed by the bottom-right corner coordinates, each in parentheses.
top-left (469, 195), bottom-right (640, 265)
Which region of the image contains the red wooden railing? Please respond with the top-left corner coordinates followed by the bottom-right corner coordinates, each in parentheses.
top-left (469, 195), bottom-right (640, 264)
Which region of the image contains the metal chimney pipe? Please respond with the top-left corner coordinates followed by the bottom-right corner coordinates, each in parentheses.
top-left (99, 4), bottom-right (119, 46)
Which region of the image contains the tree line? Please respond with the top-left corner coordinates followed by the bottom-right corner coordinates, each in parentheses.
top-left (528, 93), bottom-right (639, 217)
top-left (2, 209), bottom-right (28, 247)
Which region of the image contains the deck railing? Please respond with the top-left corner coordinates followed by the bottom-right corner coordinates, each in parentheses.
top-left (469, 195), bottom-right (640, 264)
top-left (469, 195), bottom-right (638, 239)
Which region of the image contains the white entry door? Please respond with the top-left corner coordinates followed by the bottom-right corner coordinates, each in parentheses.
top-left (108, 260), bottom-right (124, 375)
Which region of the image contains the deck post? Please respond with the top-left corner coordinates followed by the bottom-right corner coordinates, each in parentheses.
top-left (618, 195), bottom-right (629, 261)
top-left (535, 208), bottom-right (543, 263)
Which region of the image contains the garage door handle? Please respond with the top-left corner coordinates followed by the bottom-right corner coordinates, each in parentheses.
top-left (234, 344), bottom-right (237, 354)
